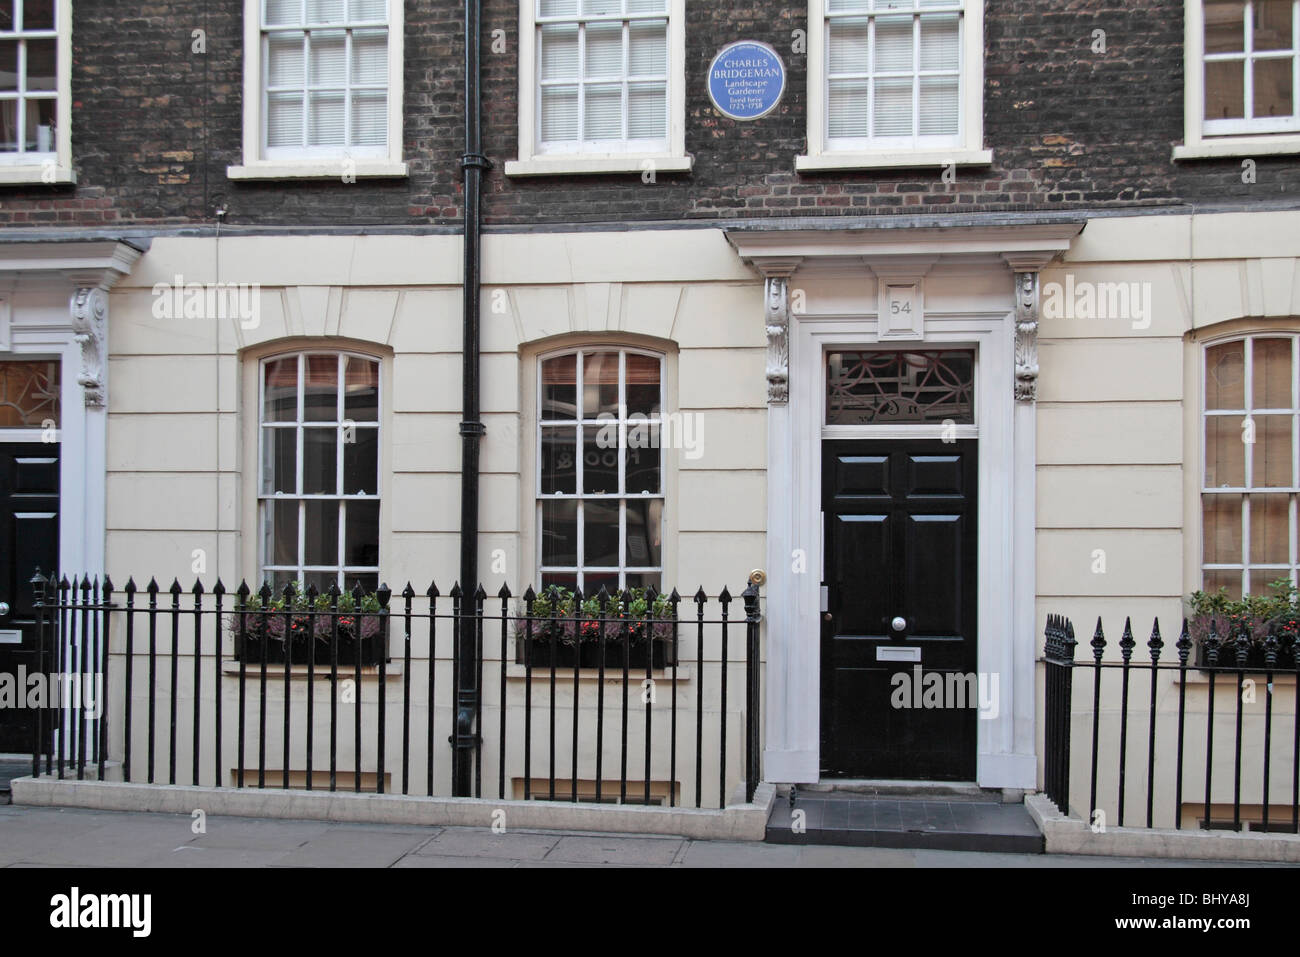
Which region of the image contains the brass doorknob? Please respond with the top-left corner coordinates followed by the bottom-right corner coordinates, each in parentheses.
top-left (823, 612), bottom-right (832, 622)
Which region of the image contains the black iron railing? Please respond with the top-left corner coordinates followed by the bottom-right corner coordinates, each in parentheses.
top-left (27, 571), bottom-right (763, 810)
top-left (1044, 613), bottom-right (1300, 832)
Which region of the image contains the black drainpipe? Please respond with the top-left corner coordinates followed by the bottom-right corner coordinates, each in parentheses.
top-left (455, 0), bottom-right (490, 797)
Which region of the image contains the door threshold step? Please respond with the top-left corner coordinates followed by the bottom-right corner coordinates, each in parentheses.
top-left (766, 795), bottom-right (1044, 853)
top-left (794, 780), bottom-right (992, 801)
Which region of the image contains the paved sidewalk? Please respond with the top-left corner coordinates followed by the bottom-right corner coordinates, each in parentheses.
top-left (0, 805), bottom-right (1287, 867)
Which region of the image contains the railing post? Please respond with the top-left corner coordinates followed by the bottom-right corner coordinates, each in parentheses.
top-left (30, 568), bottom-right (47, 779)
top-left (1043, 614), bottom-right (1076, 815)
top-left (743, 580), bottom-right (761, 804)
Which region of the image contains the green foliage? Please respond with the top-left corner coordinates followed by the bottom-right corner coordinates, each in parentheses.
top-left (1186, 577), bottom-right (1300, 646)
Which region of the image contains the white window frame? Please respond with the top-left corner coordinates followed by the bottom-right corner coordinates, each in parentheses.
top-left (257, 350), bottom-right (383, 592)
top-left (1200, 332), bottom-right (1300, 597)
top-left (1176, 0), bottom-right (1300, 159)
top-left (798, 0), bottom-right (990, 172)
top-left (229, 0), bottom-right (407, 181)
top-left (505, 0), bottom-right (691, 177)
top-left (0, 0), bottom-right (74, 184)
top-left (534, 345), bottom-right (666, 592)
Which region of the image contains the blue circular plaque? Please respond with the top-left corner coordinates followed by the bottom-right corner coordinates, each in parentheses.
top-left (707, 41), bottom-right (786, 121)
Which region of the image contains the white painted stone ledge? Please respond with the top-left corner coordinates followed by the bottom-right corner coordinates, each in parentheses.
top-left (12, 777), bottom-right (776, 843)
top-left (1025, 792), bottom-right (1300, 863)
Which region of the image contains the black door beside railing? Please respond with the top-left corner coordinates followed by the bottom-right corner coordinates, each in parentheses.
top-left (26, 571), bottom-right (763, 810)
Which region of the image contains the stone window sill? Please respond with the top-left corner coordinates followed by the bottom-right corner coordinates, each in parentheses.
top-left (227, 160), bottom-right (410, 181)
top-left (1173, 136), bottom-right (1300, 160)
top-left (0, 165), bottom-right (76, 185)
top-left (795, 148), bottom-right (993, 172)
top-left (503, 155), bottom-right (693, 177)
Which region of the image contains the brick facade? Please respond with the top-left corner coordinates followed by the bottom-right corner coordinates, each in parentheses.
top-left (0, 0), bottom-right (1293, 229)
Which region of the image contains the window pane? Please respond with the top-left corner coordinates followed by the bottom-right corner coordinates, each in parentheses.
top-left (1253, 57), bottom-right (1293, 119)
top-left (918, 14), bottom-right (959, 71)
top-left (584, 83), bottom-right (623, 139)
top-left (304, 500), bottom-right (340, 566)
top-left (540, 23), bottom-right (579, 80)
top-left (264, 356), bottom-right (299, 422)
top-left (268, 33), bottom-right (306, 86)
top-left (1205, 341), bottom-right (1245, 409)
top-left (625, 439), bottom-right (660, 494)
top-left (873, 76), bottom-right (913, 136)
top-left (828, 79), bottom-right (870, 137)
top-left (1250, 568), bottom-right (1291, 596)
top-left (623, 572), bottom-right (659, 591)
top-left (542, 499), bottom-right (578, 566)
top-left (351, 28), bottom-right (387, 83)
top-left (918, 75), bottom-right (958, 135)
top-left (305, 569), bottom-right (338, 594)
top-left (343, 425), bottom-right (378, 494)
top-left (25, 38), bottom-right (55, 90)
top-left (24, 0), bottom-right (54, 30)
top-left (1253, 338), bottom-right (1292, 408)
top-left (352, 92), bottom-right (387, 149)
top-left (625, 498), bottom-right (661, 567)
top-left (582, 351), bottom-right (620, 418)
top-left (828, 18), bottom-right (869, 74)
top-left (1251, 414), bottom-right (1292, 487)
top-left (1250, 494), bottom-right (1290, 564)
top-left (267, 91), bottom-right (305, 147)
top-left (1205, 61), bottom-right (1245, 120)
top-left (350, 0), bottom-right (387, 20)
top-left (583, 571), bottom-right (620, 596)
top-left (1206, 416), bottom-right (1246, 488)
top-left (541, 428), bottom-right (577, 494)
top-left (345, 500), bottom-right (380, 567)
top-left (583, 429), bottom-right (619, 493)
top-left (303, 427), bottom-right (337, 494)
top-left (1254, 0), bottom-right (1293, 51)
top-left (542, 354), bottom-right (577, 419)
top-left (1203, 567), bottom-right (1244, 601)
top-left (583, 500), bottom-right (620, 567)
top-left (540, 84), bottom-right (579, 140)
top-left (628, 20), bottom-right (665, 75)
top-left (1204, 493), bottom-right (1243, 564)
top-left (0, 41), bottom-right (15, 93)
top-left (1205, 1), bottom-right (1246, 53)
top-left (624, 353), bottom-right (660, 417)
top-left (628, 83), bottom-right (665, 138)
top-left (309, 31), bottom-right (347, 84)
top-left (828, 350), bottom-right (975, 425)
top-left (304, 354), bottom-right (338, 421)
top-left (266, 0), bottom-right (303, 27)
top-left (0, 358), bottom-right (59, 428)
top-left (874, 16), bottom-right (914, 72)
top-left (585, 21), bottom-right (623, 78)
top-left (309, 91), bottom-right (346, 145)
top-left (265, 499), bottom-right (300, 567)
top-left (345, 571), bottom-right (378, 594)
top-left (0, 5), bottom-right (9, 30)
top-left (262, 427), bottom-right (297, 494)
top-left (343, 356), bottom-right (379, 421)
top-left (307, 0), bottom-right (345, 24)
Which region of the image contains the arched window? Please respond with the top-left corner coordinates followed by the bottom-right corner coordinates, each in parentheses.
top-left (259, 351), bottom-right (381, 593)
top-left (537, 347), bottom-right (663, 593)
top-left (1203, 334), bottom-right (1299, 598)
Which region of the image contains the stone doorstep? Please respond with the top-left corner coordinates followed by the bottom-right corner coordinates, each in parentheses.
top-left (1025, 793), bottom-right (1300, 863)
top-left (10, 776), bottom-right (777, 843)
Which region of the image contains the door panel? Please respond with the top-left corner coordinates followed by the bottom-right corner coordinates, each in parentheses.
top-left (820, 439), bottom-right (977, 780)
top-left (0, 443), bottom-right (60, 753)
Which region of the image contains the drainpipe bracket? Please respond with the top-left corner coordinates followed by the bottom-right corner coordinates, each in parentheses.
top-left (459, 420), bottom-right (487, 437)
top-left (460, 153), bottom-right (493, 172)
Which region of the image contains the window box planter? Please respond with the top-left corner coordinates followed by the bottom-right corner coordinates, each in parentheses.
top-left (514, 586), bottom-right (678, 671)
top-left (228, 582), bottom-right (388, 667)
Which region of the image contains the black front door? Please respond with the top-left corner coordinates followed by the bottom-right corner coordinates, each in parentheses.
top-left (820, 439), bottom-right (977, 780)
top-left (0, 443), bottom-right (59, 753)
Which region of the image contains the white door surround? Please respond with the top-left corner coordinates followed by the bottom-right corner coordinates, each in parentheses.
top-left (726, 223), bottom-right (1082, 789)
top-left (0, 240), bottom-right (144, 585)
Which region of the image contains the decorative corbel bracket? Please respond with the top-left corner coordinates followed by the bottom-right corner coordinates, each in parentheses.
top-left (70, 286), bottom-right (109, 408)
top-left (1012, 270), bottom-right (1040, 403)
top-left (753, 257), bottom-right (802, 406)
